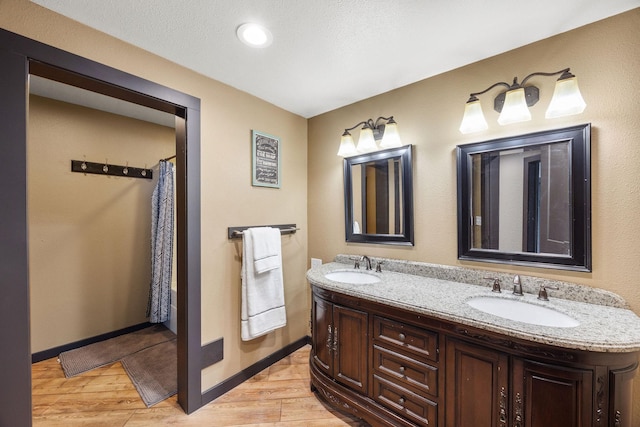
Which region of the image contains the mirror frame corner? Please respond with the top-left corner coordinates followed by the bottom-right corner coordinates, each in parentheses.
top-left (456, 124), bottom-right (591, 272)
top-left (344, 144), bottom-right (414, 246)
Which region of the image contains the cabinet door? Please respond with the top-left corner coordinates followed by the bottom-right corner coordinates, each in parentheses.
top-left (512, 358), bottom-right (593, 427)
top-left (311, 294), bottom-right (333, 377)
top-left (333, 304), bottom-right (369, 394)
top-left (445, 339), bottom-right (509, 427)
top-left (609, 364), bottom-right (637, 427)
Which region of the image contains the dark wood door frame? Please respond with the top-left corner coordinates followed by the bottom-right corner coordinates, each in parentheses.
top-left (522, 155), bottom-right (542, 253)
top-left (480, 153), bottom-right (500, 250)
top-left (0, 28), bottom-right (202, 426)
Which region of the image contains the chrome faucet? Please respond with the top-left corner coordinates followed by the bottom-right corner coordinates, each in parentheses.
top-left (361, 255), bottom-right (373, 271)
top-left (513, 275), bottom-right (523, 296)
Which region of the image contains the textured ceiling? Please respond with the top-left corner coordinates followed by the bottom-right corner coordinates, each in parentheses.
top-left (31, 0), bottom-right (640, 118)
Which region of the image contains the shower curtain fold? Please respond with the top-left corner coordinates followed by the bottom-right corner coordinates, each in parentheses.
top-left (147, 160), bottom-right (174, 323)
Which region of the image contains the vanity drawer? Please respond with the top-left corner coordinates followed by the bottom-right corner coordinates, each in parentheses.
top-left (373, 344), bottom-right (438, 397)
top-left (372, 374), bottom-right (437, 427)
top-left (373, 316), bottom-right (438, 363)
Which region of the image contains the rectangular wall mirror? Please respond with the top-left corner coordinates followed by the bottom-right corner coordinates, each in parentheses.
top-left (457, 124), bottom-right (591, 271)
top-left (344, 145), bottom-right (414, 245)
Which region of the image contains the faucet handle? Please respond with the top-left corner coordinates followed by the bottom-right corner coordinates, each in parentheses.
top-left (353, 258), bottom-right (360, 269)
top-left (376, 261), bottom-right (384, 273)
top-left (484, 277), bottom-right (501, 293)
top-left (537, 285), bottom-right (559, 301)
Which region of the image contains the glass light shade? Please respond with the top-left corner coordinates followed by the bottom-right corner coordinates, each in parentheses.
top-left (356, 126), bottom-right (377, 152)
top-left (459, 100), bottom-right (488, 134)
top-left (379, 122), bottom-right (402, 148)
top-left (545, 76), bottom-right (586, 118)
top-left (497, 87), bottom-right (532, 125)
top-left (337, 133), bottom-right (357, 157)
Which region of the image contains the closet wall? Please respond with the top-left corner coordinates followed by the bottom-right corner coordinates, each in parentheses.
top-left (28, 94), bottom-right (175, 353)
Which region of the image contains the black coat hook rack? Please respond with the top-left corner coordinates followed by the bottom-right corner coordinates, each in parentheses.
top-left (71, 160), bottom-right (153, 180)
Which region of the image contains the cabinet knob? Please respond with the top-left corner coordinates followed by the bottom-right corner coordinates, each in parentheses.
top-left (399, 397), bottom-right (406, 407)
top-left (398, 366), bottom-right (406, 375)
top-left (398, 333), bottom-right (406, 342)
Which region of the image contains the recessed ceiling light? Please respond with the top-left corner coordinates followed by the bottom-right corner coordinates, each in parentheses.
top-left (236, 23), bottom-right (273, 48)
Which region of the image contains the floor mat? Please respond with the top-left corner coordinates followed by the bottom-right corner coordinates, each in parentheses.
top-left (121, 338), bottom-right (177, 407)
top-left (58, 324), bottom-right (175, 377)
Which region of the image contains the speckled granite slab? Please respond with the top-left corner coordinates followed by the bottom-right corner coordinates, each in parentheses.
top-left (307, 257), bottom-right (640, 353)
top-left (334, 254), bottom-right (628, 308)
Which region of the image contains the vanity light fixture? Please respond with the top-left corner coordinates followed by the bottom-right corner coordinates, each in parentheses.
top-left (337, 116), bottom-right (402, 157)
top-left (236, 23), bottom-right (273, 48)
top-left (459, 68), bottom-right (586, 134)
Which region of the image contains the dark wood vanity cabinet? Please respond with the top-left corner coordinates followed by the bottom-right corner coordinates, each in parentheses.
top-left (311, 293), bottom-right (368, 394)
top-left (310, 286), bottom-right (639, 427)
top-left (371, 316), bottom-right (440, 426)
top-left (445, 338), bottom-right (509, 427)
top-left (512, 358), bottom-right (593, 427)
top-left (446, 339), bottom-right (594, 427)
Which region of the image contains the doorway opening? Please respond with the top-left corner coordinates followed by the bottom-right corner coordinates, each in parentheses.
top-left (0, 28), bottom-right (202, 426)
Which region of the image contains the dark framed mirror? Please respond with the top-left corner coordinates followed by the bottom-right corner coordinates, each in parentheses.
top-left (457, 124), bottom-right (591, 271)
top-left (344, 145), bottom-right (414, 245)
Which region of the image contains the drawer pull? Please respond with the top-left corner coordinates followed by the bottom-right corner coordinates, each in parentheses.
top-left (399, 396), bottom-right (406, 407)
top-left (398, 366), bottom-right (406, 375)
top-left (398, 333), bottom-right (406, 342)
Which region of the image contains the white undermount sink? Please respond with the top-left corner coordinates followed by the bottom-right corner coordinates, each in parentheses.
top-left (324, 270), bottom-right (381, 285)
top-left (466, 296), bottom-right (580, 328)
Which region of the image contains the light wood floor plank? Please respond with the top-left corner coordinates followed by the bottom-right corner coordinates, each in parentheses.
top-left (32, 344), bottom-right (366, 426)
top-left (33, 409), bottom-right (135, 426)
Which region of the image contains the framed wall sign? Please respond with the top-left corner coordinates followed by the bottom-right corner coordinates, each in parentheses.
top-left (252, 130), bottom-right (281, 188)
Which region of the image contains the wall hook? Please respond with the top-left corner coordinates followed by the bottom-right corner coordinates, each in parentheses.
top-left (71, 159), bottom-right (153, 180)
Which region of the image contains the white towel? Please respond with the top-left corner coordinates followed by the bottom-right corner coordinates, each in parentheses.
top-left (241, 228), bottom-right (287, 341)
top-left (251, 227), bottom-right (281, 274)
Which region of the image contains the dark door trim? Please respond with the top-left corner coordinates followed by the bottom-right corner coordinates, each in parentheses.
top-left (0, 28), bottom-right (202, 426)
top-left (522, 155), bottom-right (541, 253)
top-left (480, 153), bottom-right (500, 249)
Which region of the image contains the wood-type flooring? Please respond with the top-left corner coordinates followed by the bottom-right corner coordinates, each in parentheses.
top-left (32, 344), bottom-right (366, 426)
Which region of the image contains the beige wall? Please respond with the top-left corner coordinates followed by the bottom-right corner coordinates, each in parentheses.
top-left (28, 95), bottom-right (174, 353)
top-left (4, 0), bottom-right (640, 420)
top-left (1, 0), bottom-right (308, 393)
top-left (309, 8), bottom-right (640, 421)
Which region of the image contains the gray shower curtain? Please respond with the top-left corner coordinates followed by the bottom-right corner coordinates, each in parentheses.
top-left (147, 160), bottom-right (174, 323)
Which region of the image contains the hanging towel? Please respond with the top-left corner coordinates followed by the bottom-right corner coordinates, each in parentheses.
top-left (241, 228), bottom-right (287, 341)
top-left (251, 227), bottom-right (281, 274)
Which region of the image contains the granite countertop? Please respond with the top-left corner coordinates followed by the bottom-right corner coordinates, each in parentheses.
top-left (307, 262), bottom-right (640, 353)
